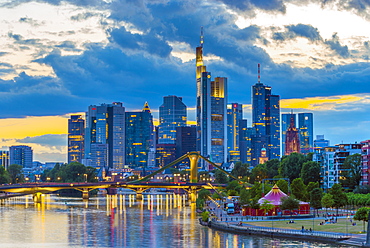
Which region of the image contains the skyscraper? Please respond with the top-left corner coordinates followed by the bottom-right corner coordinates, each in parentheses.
top-left (175, 126), bottom-right (196, 167)
top-left (125, 102), bottom-right (154, 167)
top-left (251, 64), bottom-right (280, 167)
top-left (285, 113), bottom-right (300, 155)
top-left (68, 115), bottom-right (85, 164)
top-left (227, 103), bottom-right (243, 162)
top-left (0, 151), bottom-right (9, 169)
top-left (281, 113), bottom-right (296, 155)
top-left (85, 102), bottom-right (125, 170)
top-left (158, 95), bottom-right (187, 144)
top-left (298, 113), bottom-right (314, 154)
top-left (196, 28), bottom-right (227, 166)
top-left (9, 145), bottom-right (33, 168)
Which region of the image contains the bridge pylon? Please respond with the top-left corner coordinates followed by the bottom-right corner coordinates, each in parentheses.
top-left (188, 152), bottom-right (200, 183)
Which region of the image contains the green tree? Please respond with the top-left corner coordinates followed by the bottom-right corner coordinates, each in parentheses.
top-left (280, 196), bottom-right (300, 216)
top-left (291, 178), bottom-right (307, 201)
top-left (329, 183), bottom-right (348, 215)
top-left (354, 207), bottom-right (370, 232)
top-left (321, 193), bottom-right (334, 213)
top-left (310, 188), bottom-right (323, 215)
top-left (306, 181), bottom-right (320, 202)
top-left (279, 153), bottom-right (308, 181)
top-left (198, 189), bottom-right (211, 201)
top-left (231, 162), bottom-right (250, 179)
top-left (250, 164), bottom-right (268, 183)
top-left (201, 211), bottom-right (210, 222)
top-left (260, 199), bottom-right (275, 216)
top-left (214, 169), bottom-right (229, 184)
top-left (300, 161), bottom-right (321, 185)
top-left (226, 180), bottom-right (242, 195)
top-left (0, 166), bottom-right (10, 184)
top-left (340, 154), bottom-right (362, 190)
top-left (276, 179), bottom-right (289, 194)
top-left (239, 188), bottom-right (250, 206)
top-left (7, 164), bottom-right (24, 184)
top-left (264, 159), bottom-right (280, 178)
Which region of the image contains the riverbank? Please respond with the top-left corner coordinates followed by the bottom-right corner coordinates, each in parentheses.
top-left (201, 219), bottom-right (368, 247)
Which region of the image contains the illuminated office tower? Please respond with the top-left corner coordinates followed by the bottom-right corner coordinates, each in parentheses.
top-left (85, 102), bottom-right (125, 170)
top-left (196, 28), bottom-right (227, 166)
top-left (281, 113), bottom-right (295, 155)
top-left (285, 113), bottom-right (300, 155)
top-left (158, 95), bottom-right (187, 144)
top-left (298, 113), bottom-right (314, 154)
top-left (0, 151), bottom-right (9, 169)
top-left (239, 120), bottom-right (256, 165)
top-left (227, 103), bottom-right (243, 161)
top-left (125, 102), bottom-right (154, 167)
top-left (9, 145), bottom-right (33, 168)
top-left (251, 64), bottom-right (280, 167)
top-left (68, 115), bottom-right (85, 164)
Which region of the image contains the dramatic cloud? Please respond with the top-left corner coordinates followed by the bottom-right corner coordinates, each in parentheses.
top-left (324, 33), bottom-right (350, 58)
top-left (16, 134), bottom-right (66, 147)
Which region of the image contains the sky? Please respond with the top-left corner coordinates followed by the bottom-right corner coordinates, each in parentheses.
top-left (1, 0), bottom-right (370, 163)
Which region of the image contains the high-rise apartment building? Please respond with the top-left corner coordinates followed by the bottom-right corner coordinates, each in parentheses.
top-left (9, 145), bottom-right (33, 168)
top-left (298, 113), bottom-right (314, 154)
top-left (85, 102), bottom-right (125, 170)
top-left (227, 103), bottom-right (243, 162)
top-left (125, 102), bottom-right (154, 168)
top-left (68, 115), bottom-right (85, 164)
top-left (251, 64), bottom-right (280, 167)
top-left (196, 29), bottom-right (227, 166)
top-left (158, 95), bottom-right (187, 144)
top-left (361, 140), bottom-right (370, 186)
top-left (314, 135), bottom-right (330, 148)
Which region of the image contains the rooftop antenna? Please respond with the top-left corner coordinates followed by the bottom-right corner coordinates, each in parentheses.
top-left (200, 26), bottom-right (204, 48)
top-left (258, 63), bottom-right (261, 84)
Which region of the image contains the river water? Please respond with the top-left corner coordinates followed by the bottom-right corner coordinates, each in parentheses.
top-left (0, 194), bottom-right (346, 247)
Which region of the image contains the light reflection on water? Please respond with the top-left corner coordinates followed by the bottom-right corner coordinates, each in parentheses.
top-left (0, 194), bottom-right (346, 248)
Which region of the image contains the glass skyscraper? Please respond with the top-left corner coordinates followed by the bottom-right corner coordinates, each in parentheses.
top-left (9, 145), bottom-right (33, 168)
top-left (251, 64), bottom-right (280, 167)
top-left (227, 103), bottom-right (243, 162)
top-left (125, 102), bottom-right (154, 168)
top-left (196, 29), bottom-right (227, 166)
top-left (85, 102), bottom-right (125, 170)
top-left (298, 113), bottom-right (314, 154)
top-left (158, 95), bottom-right (187, 144)
top-left (68, 115), bottom-right (85, 164)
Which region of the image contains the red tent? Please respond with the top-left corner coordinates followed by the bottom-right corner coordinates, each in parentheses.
top-left (243, 184), bottom-right (310, 216)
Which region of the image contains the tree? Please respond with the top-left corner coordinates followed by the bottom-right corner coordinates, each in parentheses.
top-left (280, 196), bottom-right (300, 216)
top-left (329, 183), bottom-right (348, 215)
top-left (300, 161), bottom-right (321, 185)
top-left (354, 207), bottom-right (370, 232)
top-left (198, 189), bottom-right (211, 201)
top-left (279, 153), bottom-right (309, 181)
top-left (260, 199), bottom-right (275, 216)
top-left (291, 178), bottom-right (307, 201)
top-left (226, 180), bottom-right (242, 195)
top-left (249, 164), bottom-right (268, 183)
top-left (7, 164), bottom-right (24, 184)
top-left (231, 162), bottom-right (250, 179)
top-left (310, 188), bottom-right (323, 215)
top-left (276, 179), bottom-right (289, 194)
top-left (264, 159), bottom-right (280, 178)
top-left (239, 188), bottom-right (250, 206)
top-left (45, 162), bottom-right (97, 183)
top-left (306, 181), bottom-right (320, 202)
top-left (214, 169), bottom-right (229, 184)
top-left (321, 193), bottom-right (334, 213)
top-left (340, 154), bottom-right (362, 190)
top-left (0, 166), bottom-right (10, 184)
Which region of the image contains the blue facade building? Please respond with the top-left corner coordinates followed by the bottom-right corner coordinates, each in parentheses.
top-left (158, 95), bottom-right (187, 144)
top-left (9, 145), bottom-right (33, 168)
top-left (298, 113), bottom-right (314, 154)
top-left (68, 115), bottom-right (85, 164)
top-left (227, 103), bottom-right (243, 162)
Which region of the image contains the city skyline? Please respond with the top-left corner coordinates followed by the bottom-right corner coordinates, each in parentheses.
top-left (1, 0), bottom-right (370, 162)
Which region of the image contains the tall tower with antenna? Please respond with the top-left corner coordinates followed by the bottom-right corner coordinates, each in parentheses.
top-left (196, 28), bottom-right (227, 167)
top-left (251, 64), bottom-right (280, 167)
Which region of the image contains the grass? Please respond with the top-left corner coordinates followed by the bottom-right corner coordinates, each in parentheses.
top-left (245, 217), bottom-right (366, 234)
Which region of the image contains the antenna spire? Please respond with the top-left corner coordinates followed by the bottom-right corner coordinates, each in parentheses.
top-left (200, 26), bottom-right (204, 47)
top-left (258, 63), bottom-right (261, 84)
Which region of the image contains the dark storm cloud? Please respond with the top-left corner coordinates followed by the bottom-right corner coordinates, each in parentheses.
top-left (16, 134), bottom-right (67, 147)
top-left (273, 24), bottom-right (322, 42)
top-left (324, 33), bottom-right (350, 58)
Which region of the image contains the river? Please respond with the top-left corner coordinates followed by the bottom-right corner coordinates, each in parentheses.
top-left (0, 193), bottom-right (346, 247)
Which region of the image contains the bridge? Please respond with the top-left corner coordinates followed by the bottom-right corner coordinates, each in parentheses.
top-left (0, 152), bottom-right (243, 203)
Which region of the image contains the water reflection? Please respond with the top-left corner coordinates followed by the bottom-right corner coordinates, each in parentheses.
top-left (0, 194), bottom-right (346, 247)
